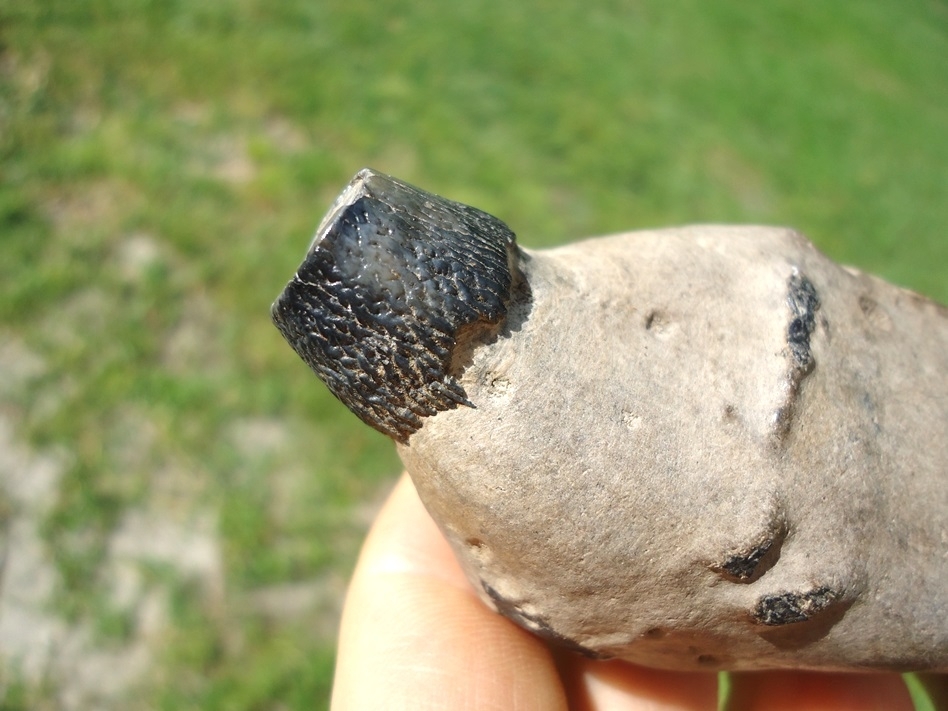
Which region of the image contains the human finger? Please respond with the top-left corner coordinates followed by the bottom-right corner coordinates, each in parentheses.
top-left (554, 651), bottom-right (718, 711)
top-left (331, 473), bottom-right (568, 711)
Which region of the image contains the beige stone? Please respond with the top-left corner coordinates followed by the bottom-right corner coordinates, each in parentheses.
top-left (399, 227), bottom-right (948, 671)
top-left (273, 170), bottom-right (948, 671)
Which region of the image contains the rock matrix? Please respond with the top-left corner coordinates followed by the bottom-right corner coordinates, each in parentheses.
top-left (273, 169), bottom-right (948, 671)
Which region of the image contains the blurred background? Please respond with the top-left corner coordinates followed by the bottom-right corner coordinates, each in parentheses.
top-left (1, 1), bottom-right (946, 709)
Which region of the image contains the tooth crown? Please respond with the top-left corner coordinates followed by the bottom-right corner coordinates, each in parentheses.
top-left (272, 169), bottom-right (518, 442)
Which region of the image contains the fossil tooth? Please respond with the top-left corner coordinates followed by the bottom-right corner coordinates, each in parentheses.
top-left (274, 170), bottom-right (948, 672)
top-left (271, 168), bottom-right (519, 442)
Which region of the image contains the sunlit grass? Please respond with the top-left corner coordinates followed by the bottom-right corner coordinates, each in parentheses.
top-left (1, 0), bottom-right (945, 708)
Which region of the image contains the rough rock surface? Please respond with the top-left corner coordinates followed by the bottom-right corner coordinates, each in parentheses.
top-left (274, 169), bottom-right (948, 672)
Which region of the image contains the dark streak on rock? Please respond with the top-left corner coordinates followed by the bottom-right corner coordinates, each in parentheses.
top-left (772, 271), bottom-right (821, 440)
top-left (271, 169), bottom-right (519, 442)
top-left (715, 534), bottom-right (784, 584)
top-left (754, 586), bottom-right (840, 626)
top-left (717, 542), bottom-right (773, 582)
top-left (482, 581), bottom-right (611, 659)
top-left (711, 503), bottom-right (787, 583)
top-left (786, 271), bottom-right (820, 373)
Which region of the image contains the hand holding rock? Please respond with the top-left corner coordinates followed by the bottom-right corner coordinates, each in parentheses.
top-left (273, 169), bottom-right (947, 672)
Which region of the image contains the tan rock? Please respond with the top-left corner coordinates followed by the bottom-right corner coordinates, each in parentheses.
top-left (273, 170), bottom-right (948, 671)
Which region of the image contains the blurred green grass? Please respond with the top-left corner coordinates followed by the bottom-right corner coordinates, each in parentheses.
top-left (1, 0), bottom-right (945, 708)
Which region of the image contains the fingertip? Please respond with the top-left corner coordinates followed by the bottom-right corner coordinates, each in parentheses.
top-left (556, 653), bottom-right (719, 711)
top-left (350, 473), bottom-right (467, 588)
top-left (332, 474), bottom-right (568, 711)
